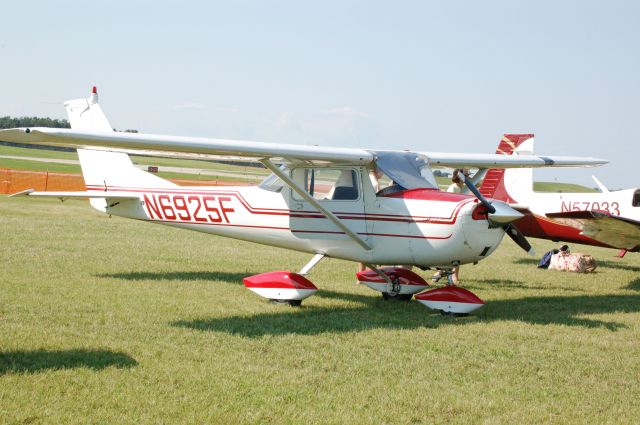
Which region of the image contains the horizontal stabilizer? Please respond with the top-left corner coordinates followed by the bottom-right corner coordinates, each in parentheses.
top-left (9, 188), bottom-right (140, 201)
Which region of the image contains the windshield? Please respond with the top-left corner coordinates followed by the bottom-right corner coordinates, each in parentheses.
top-left (374, 151), bottom-right (438, 190)
top-left (258, 165), bottom-right (288, 192)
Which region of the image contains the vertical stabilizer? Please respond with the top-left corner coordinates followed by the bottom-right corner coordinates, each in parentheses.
top-left (479, 134), bottom-right (535, 203)
top-left (64, 86), bottom-right (113, 132)
top-left (77, 149), bottom-right (177, 191)
top-left (64, 87), bottom-right (177, 211)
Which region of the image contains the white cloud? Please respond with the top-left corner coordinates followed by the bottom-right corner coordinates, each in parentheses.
top-left (274, 112), bottom-right (293, 130)
top-left (170, 102), bottom-right (206, 111)
top-left (214, 107), bottom-right (240, 113)
top-left (325, 106), bottom-right (370, 119)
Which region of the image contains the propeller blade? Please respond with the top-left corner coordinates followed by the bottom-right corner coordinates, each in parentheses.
top-left (503, 223), bottom-right (536, 256)
top-left (456, 170), bottom-right (495, 214)
top-left (456, 170), bottom-right (522, 226)
top-left (454, 169), bottom-right (534, 256)
top-left (487, 200), bottom-right (524, 226)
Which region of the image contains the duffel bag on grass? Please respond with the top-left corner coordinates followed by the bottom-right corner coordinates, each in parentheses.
top-left (549, 252), bottom-right (597, 273)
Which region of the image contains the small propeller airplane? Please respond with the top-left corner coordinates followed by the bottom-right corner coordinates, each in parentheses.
top-left (0, 88), bottom-right (608, 314)
top-left (480, 134), bottom-right (640, 257)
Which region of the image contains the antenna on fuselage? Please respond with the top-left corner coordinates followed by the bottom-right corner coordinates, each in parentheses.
top-left (592, 175), bottom-right (610, 193)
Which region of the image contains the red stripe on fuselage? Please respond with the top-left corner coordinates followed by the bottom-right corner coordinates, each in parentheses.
top-left (383, 188), bottom-right (473, 202)
top-left (87, 185), bottom-right (475, 225)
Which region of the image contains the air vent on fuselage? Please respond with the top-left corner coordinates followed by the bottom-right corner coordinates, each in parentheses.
top-left (479, 246), bottom-right (491, 257)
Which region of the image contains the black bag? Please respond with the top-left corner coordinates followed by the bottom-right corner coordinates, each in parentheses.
top-left (538, 250), bottom-right (556, 269)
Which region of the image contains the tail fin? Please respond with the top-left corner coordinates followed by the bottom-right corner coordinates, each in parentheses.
top-left (64, 86), bottom-right (114, 132)
top-left (479, 134), bottom-right (534, 203)
top-left (65, 87), bottom-right (176, 211)
top-left (77, 149), bottom-right (178, 191)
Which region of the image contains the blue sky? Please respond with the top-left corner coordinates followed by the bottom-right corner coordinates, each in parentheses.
top-left (1, 0), bottom-right (638, 188)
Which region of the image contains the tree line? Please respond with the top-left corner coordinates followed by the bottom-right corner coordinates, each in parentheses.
top-left (0, 116), bottom-right (70, 129)
top-left (0, 116), bottom-right (138, 133)
top-left (0, 116), bottom-right (139, 152)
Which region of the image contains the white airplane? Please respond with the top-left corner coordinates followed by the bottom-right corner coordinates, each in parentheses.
top-left (479, 134), bottom-right (640, 256)
top-left (0, 89), bottom-right (607, 314)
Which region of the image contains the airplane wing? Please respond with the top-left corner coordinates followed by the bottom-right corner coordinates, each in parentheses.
top-left (546, 211), bottom-right (640, 250)
top-left (421, 152), bottom-right (606, 168)
top-left (0, 127), bottom-right (607, 168)
top-left (0, 128), bottom-right (374, 164)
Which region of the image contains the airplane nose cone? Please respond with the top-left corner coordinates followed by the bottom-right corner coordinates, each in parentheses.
top-left (487, 201), bottom-right (523, 226)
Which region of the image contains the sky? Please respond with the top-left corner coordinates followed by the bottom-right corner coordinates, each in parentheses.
top-left (0, 0), bottom-right (638, 188)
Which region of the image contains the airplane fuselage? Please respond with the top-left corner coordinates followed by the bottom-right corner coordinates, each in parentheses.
top-left (527, 189), bottom-right (640, 222)
top-left (509, 189), bottom-right (640, 249)
top-left (91, 183), bottom-right (505, 268)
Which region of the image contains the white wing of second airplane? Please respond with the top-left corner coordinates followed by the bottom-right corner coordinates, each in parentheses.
top-left (0, 127), bottom-right (608, 169)
top-left (546, 211), bottom-right (640, 251)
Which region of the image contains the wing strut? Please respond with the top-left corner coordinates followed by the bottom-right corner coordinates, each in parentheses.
top-left (299, 253), bottom-right (326, 275)
top-left (260, 159), bottom-right (372, 251)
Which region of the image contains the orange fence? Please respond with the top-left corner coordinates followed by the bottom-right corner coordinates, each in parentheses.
top-left (0, 169), bottom-right (85, 194)
top-left (0, 169), bottom-right (250, 195)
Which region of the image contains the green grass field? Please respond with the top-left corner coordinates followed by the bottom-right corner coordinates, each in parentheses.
top-left (533, 181), bottom-right (597, 193)
top-left (1, 197), bottom-right (639, 424)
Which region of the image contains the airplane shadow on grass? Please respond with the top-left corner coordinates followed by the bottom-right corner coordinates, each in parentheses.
top-left (624, 278), bottom-right (640, 291)
top-left (462, 278), bottom-right (587, 292)
top-left (0, 349), bottom-right (137, 375)
top-left (172, 290), bottom-right (640, 337)
top-left (97, 270), bottom-right (254, 285)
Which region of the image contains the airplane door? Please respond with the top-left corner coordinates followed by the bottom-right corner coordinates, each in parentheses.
top-left (288, 167), bottom-right (368, 247)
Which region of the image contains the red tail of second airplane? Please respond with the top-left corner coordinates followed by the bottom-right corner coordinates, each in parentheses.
top-left (479, 134), bottom-right (534, 203)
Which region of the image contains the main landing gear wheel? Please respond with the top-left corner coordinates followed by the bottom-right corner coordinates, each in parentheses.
top-left (439, 310), bottom-right (468, 317)
top-left (269, 299), bottom-right (302, 307)
top-left (381, 292), bottom-right (413, 301)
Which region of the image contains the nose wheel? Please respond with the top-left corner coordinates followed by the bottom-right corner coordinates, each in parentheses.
top-left (269, 299), bottom-right (303, 307)
top-left (357, 266), bottom-right (430, 300)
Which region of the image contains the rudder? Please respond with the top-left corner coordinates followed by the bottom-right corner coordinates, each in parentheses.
top-left (65, 87), bottom-right (178, 210)
top-left (479, 134), bottom-right (534, 203)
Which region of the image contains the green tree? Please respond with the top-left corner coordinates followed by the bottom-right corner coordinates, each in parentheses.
top-left (0, 116), bottom-right (70, 129)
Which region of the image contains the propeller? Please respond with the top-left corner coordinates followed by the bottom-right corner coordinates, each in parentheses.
top-left (454, 169), bottom-right (535, 256)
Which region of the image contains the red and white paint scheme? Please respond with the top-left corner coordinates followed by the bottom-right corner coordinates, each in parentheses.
top-left (243, 271), bottom-right (318, 304)
top-left (2, 88), bottom-right (607, 310)
top-left (480, 134), bottom-right (640, 255)
top-left (415, 287), bottom-right (485, 315)
top-left (356, 267), bottom-right (429, 298)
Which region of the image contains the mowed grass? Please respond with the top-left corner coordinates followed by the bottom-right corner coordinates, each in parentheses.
top-left (1, 197), bottom-right (640, 424)
top-left (534, 181), bottom-right (597, 193)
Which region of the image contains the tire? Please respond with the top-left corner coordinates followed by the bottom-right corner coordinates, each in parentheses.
top-left (269, 299), bottom-right (302, 307)
top-left (382, 292), bottom-right (413, 301)
top-left (439, 310), bottom-right (468, 317)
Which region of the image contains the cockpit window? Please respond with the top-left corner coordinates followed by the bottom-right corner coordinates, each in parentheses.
top-left (292, 168), bottom-right (359, 201)
top-left (374, 151), bottom-right (438, 190)
top-left (259, 165), bottom-right (287, 192)
top-left (633, 190), bottom-right (640, 207)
